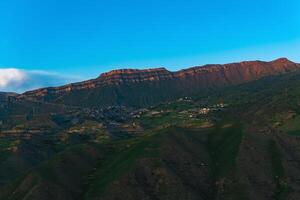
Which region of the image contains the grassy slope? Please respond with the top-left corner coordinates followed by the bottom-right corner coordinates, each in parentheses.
top-left (83, 130), bottom-right (164, 199)
top-left (0, 144), bottom-right (103, 200)
top-left (269, 140), bottom-right (291, 200)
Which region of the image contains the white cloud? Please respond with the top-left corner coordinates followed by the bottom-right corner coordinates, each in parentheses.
top-left (0, 68), bottom-right (27, 88)
top-left (0, 68), bottom-right (81, 93)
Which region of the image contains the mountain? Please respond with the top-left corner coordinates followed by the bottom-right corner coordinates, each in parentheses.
top-left (1, 58), bottom-right (300, 200)
top-left (18, 58), bottom-right (300, 107)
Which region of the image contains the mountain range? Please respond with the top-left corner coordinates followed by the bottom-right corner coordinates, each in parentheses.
top-left (1, 58), bottom-right (300, 200)
top-left (15, 58), bottom-right (300, 107)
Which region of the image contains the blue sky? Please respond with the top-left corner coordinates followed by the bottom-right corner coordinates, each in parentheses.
top-left (0, 0), bottom-right (299, 92)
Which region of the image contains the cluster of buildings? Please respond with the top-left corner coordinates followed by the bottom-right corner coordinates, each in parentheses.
top-left (187, 103), bottom-right (229, 118)
top-left (129, 97), bottom-right (229, 120)
top-left (177, 96), bottom-right (193, 102)
top-left (130, 108), bottom-right (149, 118)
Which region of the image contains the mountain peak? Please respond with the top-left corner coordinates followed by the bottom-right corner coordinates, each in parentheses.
top-left (271, 57), bottom-right (293, 64)
top-left (97, 67), bottom-right (172, 84)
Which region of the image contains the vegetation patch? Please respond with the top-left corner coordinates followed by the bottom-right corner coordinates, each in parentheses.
top-left (208, 122), bottom-right (244, 179)
top-left (83, 130), bottom-right (165, 199)
top-left (278, 115), bottom-right (300, 136)
top-left (269, 140), bottom-right (291, 200)
top-left (207, 121), bottom-right (245, 199)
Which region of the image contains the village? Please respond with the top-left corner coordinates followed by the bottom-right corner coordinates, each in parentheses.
top-left (130, 96), bottom-right (229, 120)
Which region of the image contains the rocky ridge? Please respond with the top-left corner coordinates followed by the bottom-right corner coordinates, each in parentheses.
top-left (20, 58), bottom-right (300, 99)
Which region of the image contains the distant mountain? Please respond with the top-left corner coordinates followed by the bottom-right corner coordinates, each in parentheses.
top-left (18, 58), bottom-right (300, 107)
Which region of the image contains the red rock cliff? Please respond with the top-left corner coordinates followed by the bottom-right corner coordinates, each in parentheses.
top-left (20, 58), bottom-right (300, 98)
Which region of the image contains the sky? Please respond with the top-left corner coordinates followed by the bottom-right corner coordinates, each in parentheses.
top-left (0, 0), bottom-right (299, 92)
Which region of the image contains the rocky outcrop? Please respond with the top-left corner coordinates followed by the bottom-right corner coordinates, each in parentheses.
top-left (99, 68), bottom-right (173, 83)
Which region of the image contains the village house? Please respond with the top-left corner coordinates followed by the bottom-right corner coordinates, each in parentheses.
top-left (177, 96), bottom-right (193, 102)
top-left (199, 108), bottom-right (210, 115)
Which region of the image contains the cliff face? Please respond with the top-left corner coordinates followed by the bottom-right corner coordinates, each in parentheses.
top-left (21, 68), bottom-right (173, 98)
top-left (173, 58), bottom-right (299, 86)
top-left (19, 58), bottom-right (300, 106)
